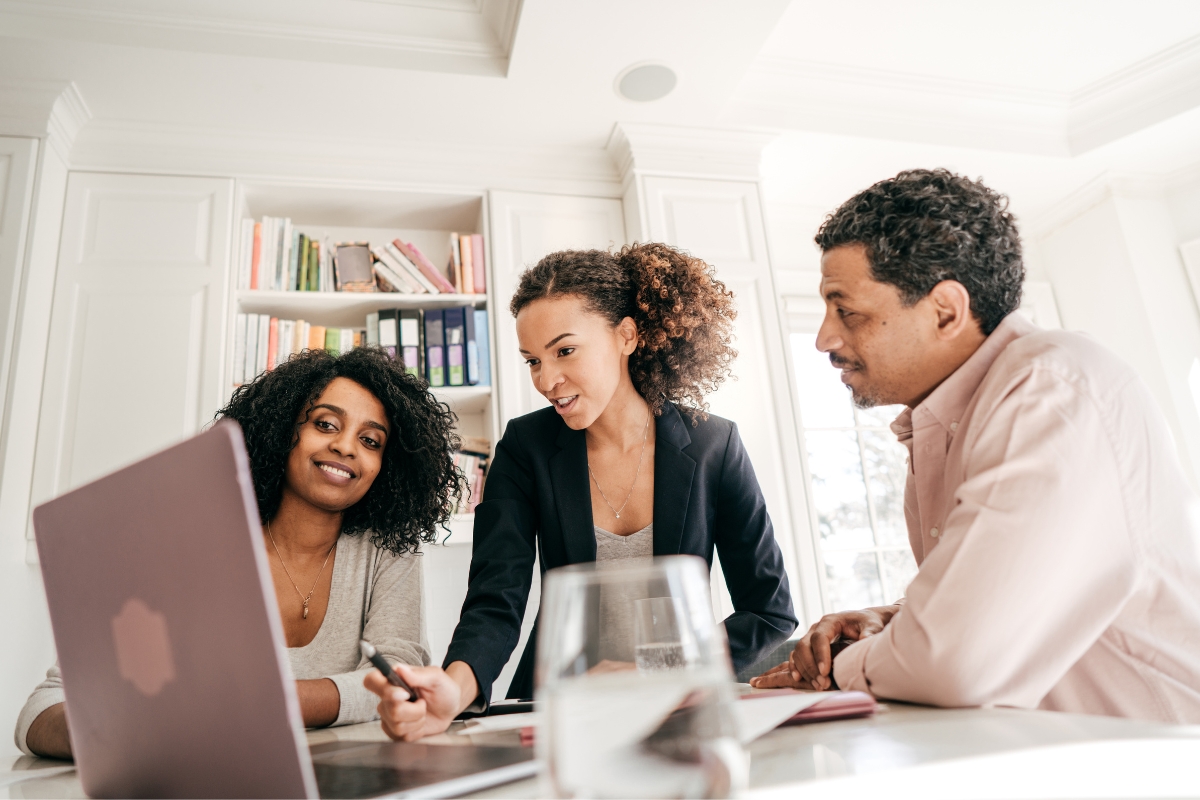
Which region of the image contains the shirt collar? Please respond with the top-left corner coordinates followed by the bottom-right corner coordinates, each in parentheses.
top-left (903, 312), bottom-right (1038, 434)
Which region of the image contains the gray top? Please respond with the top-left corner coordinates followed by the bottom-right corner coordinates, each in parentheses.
top-left (15, 533), bottom-right (429, 755)
top-left (595, 523), bottom-right (654, 663)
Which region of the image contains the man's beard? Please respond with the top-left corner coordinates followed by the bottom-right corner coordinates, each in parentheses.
top-left (830, 352), bottom-right (885, 408)
top-left (850, 385), bottom-right (887, 409)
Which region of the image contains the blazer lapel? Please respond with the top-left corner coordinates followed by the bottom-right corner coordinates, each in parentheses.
top-left (653, 404), bottom-right (696, 556)
top-left (549, 420), bottom-right (596, 563)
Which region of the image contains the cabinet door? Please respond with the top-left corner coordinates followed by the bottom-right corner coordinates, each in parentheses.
top-left (483, 189), bottom-right (624, 697)
top-left (29, 172), bottom-right (232, 537)
top-left (0, 137), bottom-right (38, 438)
top-left (640, 175), bottom-right (821, 625)
top-left (487, 191), bottom-right (626, 429)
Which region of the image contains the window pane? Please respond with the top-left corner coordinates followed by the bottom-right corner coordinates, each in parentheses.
top-left (790, 333), bottom-right (854, 429)
top-left (861, 428), bottom-right (910, 548)
top-left (854, 404), bottom-right (906, 428)
top-left (824, 551), bottom-right (884, 611)
top-left (880, 548), bottom-right (919, 602)
top-left (805, 430), bottom-right (874, 550)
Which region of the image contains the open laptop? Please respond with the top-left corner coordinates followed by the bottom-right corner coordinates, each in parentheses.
top-left (33, 420), bottom-right (535, 799)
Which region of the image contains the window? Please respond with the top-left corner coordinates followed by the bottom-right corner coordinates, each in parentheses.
top-left (789, 332), bottom-right (918, 612)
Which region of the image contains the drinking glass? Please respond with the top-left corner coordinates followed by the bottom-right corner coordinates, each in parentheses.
top-left (536, 555), bottom-right (746, 799)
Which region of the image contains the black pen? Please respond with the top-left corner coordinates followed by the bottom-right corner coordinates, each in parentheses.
top-left (360, 639), bottom-right (417, 702)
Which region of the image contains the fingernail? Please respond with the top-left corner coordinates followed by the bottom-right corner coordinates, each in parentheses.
top-left (818, 662), bottom-right (826, 672)
top-left (791, 671), bottom-right (799, 680)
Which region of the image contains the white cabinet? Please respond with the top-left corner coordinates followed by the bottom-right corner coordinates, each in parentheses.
top-left (483, 189), bottom-right (625, 697)
top-left (28, 172), bottom-right (232, 539)
top-left (0, 137), bottom-right (38, 426)
top-left (487, 191), bottom-right (626, 429)
top-left (636, 175), bottom-right (822, 626)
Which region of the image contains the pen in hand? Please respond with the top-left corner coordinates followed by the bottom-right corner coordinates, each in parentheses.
top-left (360, 639), bottom-right (418, 703)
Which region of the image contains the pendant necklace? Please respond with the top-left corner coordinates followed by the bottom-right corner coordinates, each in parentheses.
top-left (267, 520), bottom-right (337, 620)
top-left (588, 406), bottom-right (651, 520)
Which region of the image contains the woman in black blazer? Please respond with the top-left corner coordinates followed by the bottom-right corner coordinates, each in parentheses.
top-left (365, 243), bottom-right (797, 741)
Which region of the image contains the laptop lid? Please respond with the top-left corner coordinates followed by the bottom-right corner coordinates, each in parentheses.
top-left (34, 421), bottom-right (316, 799)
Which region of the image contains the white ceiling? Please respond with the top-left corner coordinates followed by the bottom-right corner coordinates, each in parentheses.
top-left (2, 0), bottom-right (1199, 228)
top-left (755, 1), bottom-right (1200, 94)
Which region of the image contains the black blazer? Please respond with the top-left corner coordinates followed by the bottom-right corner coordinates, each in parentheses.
top-left (442, 402), bottom-right (798, 704)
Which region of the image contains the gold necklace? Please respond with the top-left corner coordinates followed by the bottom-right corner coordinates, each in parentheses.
top-left (588, 406), bottom-right (651, 520)
top-left (267, 520), bottom-right (337, 620)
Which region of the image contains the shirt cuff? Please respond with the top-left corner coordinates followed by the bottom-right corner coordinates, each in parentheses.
top-left (15, 689), bottom-right (65, 756)
top-left (832, 637), bottom-right (873, 695)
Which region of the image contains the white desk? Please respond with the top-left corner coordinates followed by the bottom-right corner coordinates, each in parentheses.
top-left (4, 704), bottom-right (1199, 798)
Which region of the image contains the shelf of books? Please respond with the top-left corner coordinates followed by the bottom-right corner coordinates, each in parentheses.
top-left (225, 183), bottom-right (499, 537)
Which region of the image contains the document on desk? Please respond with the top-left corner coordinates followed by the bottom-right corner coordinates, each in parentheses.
top-left (734, 692), bottom-right (829, 743)
top-left (462, 713), bottom-right (541, 733)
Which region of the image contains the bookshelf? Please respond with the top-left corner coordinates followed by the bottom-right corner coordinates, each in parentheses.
top-left (225, 181), bottom-right (499, 540)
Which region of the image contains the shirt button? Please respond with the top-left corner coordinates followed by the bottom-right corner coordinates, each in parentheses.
top-left (950, 421), bottom-right (958, 431)
top-left (930, 527), bottom-right (939, 538)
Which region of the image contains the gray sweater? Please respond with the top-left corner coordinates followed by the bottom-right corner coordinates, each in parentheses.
top-left (15, 533), bottom-right (429, 756)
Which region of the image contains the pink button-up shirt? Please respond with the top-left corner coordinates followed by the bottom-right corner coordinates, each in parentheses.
top-left (833, 313), bottom-right (1200, 722)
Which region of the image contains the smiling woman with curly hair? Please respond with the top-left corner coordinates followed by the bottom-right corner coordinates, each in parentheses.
top-left (18, 346), bottom-right (465, 758)
top-left (360, 243), bottom-right (798, 744)
top-left (214, 346), bottom-right (463, 729)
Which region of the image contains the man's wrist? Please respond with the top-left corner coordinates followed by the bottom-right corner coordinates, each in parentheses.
top-left (446, 661), bottom-right (481, 716)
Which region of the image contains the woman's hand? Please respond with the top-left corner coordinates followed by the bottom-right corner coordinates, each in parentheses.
top-left (750, 604), bottom-right (900, 690)
top-left (363, 662), bottom-right (479, 742)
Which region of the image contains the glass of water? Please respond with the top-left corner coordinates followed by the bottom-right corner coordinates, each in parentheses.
top-left (536, 555), bottom-right (746, 799)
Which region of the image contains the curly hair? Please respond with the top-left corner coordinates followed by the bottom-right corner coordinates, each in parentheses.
top-left (214, 347), bottom-right (463, 555)
top-left (814, 168), bottom-right (1024, 334)
top-left (509, 242), bottom-right (737, 420)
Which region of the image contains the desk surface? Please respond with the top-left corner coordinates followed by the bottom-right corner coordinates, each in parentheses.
top-left (4, 704), bottom-right (1199, 799)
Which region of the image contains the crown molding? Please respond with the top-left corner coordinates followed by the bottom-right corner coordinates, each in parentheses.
top-left (0, 0), bottom-right (522, 77)
top-left (0, 79), bottom-right (91, 158)
top-left (607, 122), bottom-right (777, 184)
top-left (69, 120), bottom-right (622, 198)
top-left (728, 58), bottom-right (1070, 156)
top-left (732, 35), bottom-right (1200, 156)
top-left (1069, 33), bottom-right (1200, 155)
top-left (1027, 158), bottom-right (1200, 238)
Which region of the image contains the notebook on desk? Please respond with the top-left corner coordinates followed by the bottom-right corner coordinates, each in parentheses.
top-left (33, 421), bottom-right (535, 799)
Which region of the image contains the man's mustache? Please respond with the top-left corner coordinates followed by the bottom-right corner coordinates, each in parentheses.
top-left (829, 353), bottom-right (864, 371)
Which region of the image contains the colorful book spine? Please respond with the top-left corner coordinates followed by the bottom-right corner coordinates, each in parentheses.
top-left (460, 234), bottom-right (475, 294)
top-left (463, 305), bottom-right (479, 385)
top-left (424, 308), bottom-right (446, 387)
top-left (474, 309), bottom-right (490, 386)
top-left (325, 327), bottom-right (341, 355)
top-left (471, 233), bottom-right (486, 294)
top-left (448, 233), bottom-right (464, 293)
top-left (383, 243), bottom-right (435, 293)
top-left (250, 222), bottom-right (262, 290)
top-left (377, 310), bottom-right (397, 358)
top-left (395, 239), bottom-right (457, 293)
top-left (399, 309), bottom-right (421, 378)
top-left (444, 307), bottom-right (466, 386)
top-left (267, 318), bottom-right (279, 369)
top-left (256, 315), bottom-right (270, 376)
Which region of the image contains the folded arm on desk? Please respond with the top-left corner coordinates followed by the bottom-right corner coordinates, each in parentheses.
top-left (833, 367), bottom-right (1137, 707)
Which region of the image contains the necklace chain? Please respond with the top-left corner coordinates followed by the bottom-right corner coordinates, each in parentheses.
top-left (267, 520), bottom-right (337, 620)
top-left (588, 406), bottom-right (652, 520)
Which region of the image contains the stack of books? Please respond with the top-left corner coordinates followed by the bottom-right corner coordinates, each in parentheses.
top-left (232, 307), bottom-right (491, 390)
top-left (233, 314), bottom-right (365, 386)
top-left (236, 217), bottom-right (337, 292)
top-left (365, 307), bottom-right (490, 389)
top-left (236, 216), bottom-right (487, 297)
top-left (453, 436), bottom-right (491, 514)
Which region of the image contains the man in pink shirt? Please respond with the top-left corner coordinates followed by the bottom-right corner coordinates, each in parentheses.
top-left (753, 169), bottom-right (1200, 722)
